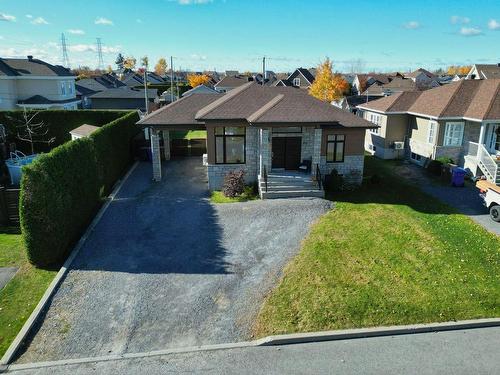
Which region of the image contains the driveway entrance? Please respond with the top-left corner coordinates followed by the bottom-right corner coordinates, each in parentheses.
top-left (15, 157), bottom-right (331, 363)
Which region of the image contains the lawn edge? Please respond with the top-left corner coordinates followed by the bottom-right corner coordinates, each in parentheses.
top-left (0, 161), bottom-right (139, 366)
top-left (4, 318), bottom-right (500, 372)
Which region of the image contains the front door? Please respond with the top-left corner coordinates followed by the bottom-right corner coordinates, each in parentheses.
top-left (486, 124), bottom-right (500, 154)
top-left (272, 137), bottom-right (301, 170)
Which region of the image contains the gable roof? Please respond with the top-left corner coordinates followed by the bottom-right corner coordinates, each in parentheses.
top-left (69, 124), bottom-right (100, 137)
top-left (358, 79), bottom-right (500, 120)
top-left (182, 84), bottom-right (218, 97)
top-left (471, 64), bottom-right (500, 79)
top-left (362, 77), bottom-right (417, 96)
top-left (89, 87), bottom-right (158, 99)
top-left (214, 75), bottom-right (250, 88)
top-left (139, 82), bottom-right (375, 129)
top-left (404, 68), bottom-right (436, 79)
top-left (292, 68), bottom-right (315, 84)
top-left (17, 95), bottom-right (79, 105)
top-left (0, 57), bottom-right (73, 77)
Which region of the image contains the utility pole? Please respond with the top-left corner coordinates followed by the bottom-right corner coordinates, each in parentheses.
top-left (262, 56), bottom-right (266, 85)
top-left (170, 56), bottom-right (174, 103)
top-left (143, 61), bottom-right (149, 114)
top-left (60, 33), bottom-right (70, 68)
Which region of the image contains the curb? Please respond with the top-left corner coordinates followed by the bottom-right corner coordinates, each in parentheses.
top-left (257, 318), bottom-right (500, 346)
top-left (4, 317), bottom-right (500, 372)
top-left (0, 162), bottom-right (139, 367)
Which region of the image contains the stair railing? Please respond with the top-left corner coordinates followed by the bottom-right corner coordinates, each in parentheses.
top-left (315, 164), bottom-right (322, 190)
top-left (478, 143), bottom-right (498, 183)
top-left (263, 164), bottom-right (268, 192)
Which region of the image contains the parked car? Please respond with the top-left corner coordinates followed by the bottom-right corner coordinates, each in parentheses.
top-left (477, 180), bottom-right (500, 222)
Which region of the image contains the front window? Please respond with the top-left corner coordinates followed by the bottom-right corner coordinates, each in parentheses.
top-left (326, 134), bottom-right (345, 163)
top-left (443, 122), bottom-right (464, 146)
top-left (293, 77), bottom-right (300, 87)
top-left (368, 113), bottom-right (381, 134)
top-left (215, 126), bottom-right (246, 164)
top-left (428, 121), bottom-right (437, 144)
top-left (67, 81), bottom-right (74, 95)
top-left (60, 81), bottom-right (66, 95)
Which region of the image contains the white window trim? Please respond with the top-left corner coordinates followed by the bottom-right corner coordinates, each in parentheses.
top-left (427, 120), bottom-right (437, 144)
top-left (443, 122), bottom-right (464, 147)
top-left (293, 77), bottom-right (301, 87)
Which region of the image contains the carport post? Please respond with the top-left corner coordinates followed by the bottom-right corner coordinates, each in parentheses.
top-left (162, 130), bottom-right (171, 161)
top-left (150, 127), bottom-right (162, 181)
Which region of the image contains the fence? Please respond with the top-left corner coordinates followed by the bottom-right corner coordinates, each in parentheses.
top-left (171, 139), bottom-right (206, 157)
top-left (0, 187), bottom-right (20, 226)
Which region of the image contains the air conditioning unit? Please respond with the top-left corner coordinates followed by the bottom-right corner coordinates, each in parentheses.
top-left (393, 142), bottom-right (405, 150)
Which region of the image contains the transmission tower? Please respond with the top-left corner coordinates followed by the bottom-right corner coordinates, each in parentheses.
top-left (96, 38), bottom-right (104, 70)
top-left (60, 33), bottom-right (70, 68)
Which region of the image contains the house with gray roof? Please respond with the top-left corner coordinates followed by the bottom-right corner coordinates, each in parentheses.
top-left (0, 56), bottom-right (79, 110)
top-left (88, 87), bottom-right (158, 111)
top-left (138, 82), bottom-right (376, 198)
top-left (466, 64), bottom-right (500, 80)
top-left (274, 68), bottom-right (316, 89)
top-left (357, 79), bottom-right (500, 185)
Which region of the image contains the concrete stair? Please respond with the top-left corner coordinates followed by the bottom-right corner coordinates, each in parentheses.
top-left (259, 172), bottom-right (325, 199)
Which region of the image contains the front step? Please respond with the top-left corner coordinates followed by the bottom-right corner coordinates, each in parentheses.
top-left (259, 174), bottom-right (324, 199)
top-left (260, 189), bottom-right (325, 199)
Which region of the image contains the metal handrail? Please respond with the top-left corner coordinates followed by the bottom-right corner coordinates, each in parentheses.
top-left (316, 164), bottom-right (322, 190)
top-left (263, 164), bottom-right (268, 192)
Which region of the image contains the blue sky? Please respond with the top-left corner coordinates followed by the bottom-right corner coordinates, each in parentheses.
top-left (0, 0), bottom-right (499, 73)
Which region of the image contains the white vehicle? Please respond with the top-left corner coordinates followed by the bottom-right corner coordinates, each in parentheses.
top-left (477, 180), bottom-right (500, 222)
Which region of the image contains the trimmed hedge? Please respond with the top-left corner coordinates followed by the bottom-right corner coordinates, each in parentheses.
top-left (19, 111), bottom-right (139, 267)
top-left (0, 110), bottom-right (128, 153)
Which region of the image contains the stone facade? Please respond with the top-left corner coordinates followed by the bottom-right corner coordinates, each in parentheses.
top-left (318, 155), bottom-right (364, 186)
top-left (207, 127), bottom-right (258, 190)
top-left (300, 127), bottom-right (315, 161)
top-left (150, 129), bottom-right (162, 181)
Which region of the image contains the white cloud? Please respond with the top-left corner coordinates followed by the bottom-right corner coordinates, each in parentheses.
top-left (69, 43), bottom-right (120, 53)
top-left (95, 17), bottom-right (113, 25)
top-left (403, 21), bottom-right (420, 29)
top-left (460, 27), bottom-right (482, 36)
top-left (190, 54), bottom-right (207, 61)
top-left (26, 14), bottom-right (33, 19)
top-left (0, 13), bottom-right (16, 22)
top-left (31, 17), bottom-right (49, 25)
top-left (68, 29), bottom-right (85, 35)
top-left (451, 15), bottom-right (470, 24)
top-left (136, 18), bottom-right (143, 23)
top-left (488, 19), bottom-right (500, 30)
top-left (0, 36), bottom-right (4, 40)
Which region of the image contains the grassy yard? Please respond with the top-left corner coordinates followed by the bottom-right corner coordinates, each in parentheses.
top-left (170, 130), bottom-right (207, 140)
top-left (0, 230), bottom-right (56, 357)
top-left (254, 156), bottom-right (500, 337)
top-left (210, 186), bottom-right (259, 203)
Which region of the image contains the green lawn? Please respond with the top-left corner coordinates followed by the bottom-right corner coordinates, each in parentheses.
top-left (254, 156), bottom-right (500, 337)
top-left (0, 230), bottom-right (56, 357)
top-left (170, 130), bottom-right (207, 140)
top-left (210, 186), bottom-right (259, 203)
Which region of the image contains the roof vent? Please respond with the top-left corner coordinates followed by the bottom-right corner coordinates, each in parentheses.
top-left (27, 55), bottom-right (33, 61)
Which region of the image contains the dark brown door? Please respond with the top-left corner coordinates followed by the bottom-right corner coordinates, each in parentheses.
top-left (272, 137), bottom-right (301, 170)
top-left (272, 138), bottom-right (286, 168)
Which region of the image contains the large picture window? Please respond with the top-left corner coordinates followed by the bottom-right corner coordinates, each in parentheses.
top-left (443, 122), bottom-right (464, 146)
top-left (326, 134), bottom-right (345, 163)
top-left (215, 126), bottom-right (246, 164)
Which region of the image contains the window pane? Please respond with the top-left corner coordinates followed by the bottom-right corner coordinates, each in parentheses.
top-left (327, 134), bottom-right (335, 141)
top-left (215, 127), bottom-right (224, 135)
top-left (336, 134), bottom-right (345, 141)
top-left (327, 142), bottom-right (335, 162)
top-left (225, 136), bottom-right (245, 163)
top-left (215, 137), bottom-right (224, 163)
top-left (225, 127), bottom-right (245, 135)
top-left (335, 142), bottom-right (344, 161)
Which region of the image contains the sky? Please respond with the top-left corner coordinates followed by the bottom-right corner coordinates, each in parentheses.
top-left (0, 0), bottom-right (499, 73)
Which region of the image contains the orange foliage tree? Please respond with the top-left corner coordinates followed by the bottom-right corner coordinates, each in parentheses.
top-left (309, 58), bottom-right (349, 102)
top-left (187, 74), bottom-right (211, 88)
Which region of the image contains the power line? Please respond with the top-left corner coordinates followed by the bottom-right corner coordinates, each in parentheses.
top-left (60, 33), bottom-right (70, 68)
top-left (96, 37), bottom-right (104, 70)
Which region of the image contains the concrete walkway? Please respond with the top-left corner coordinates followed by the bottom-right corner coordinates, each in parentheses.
top-left (8, 327), bottom-right (500, 374)
top-left (394, 163), bottom-right (499, 236)
top-left (0, 267), bottom-right (17, 290)
top-left (14, 158), bottom-right (331, 364)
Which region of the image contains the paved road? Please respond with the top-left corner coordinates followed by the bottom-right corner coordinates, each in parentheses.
top-left (8, 327), bottom-right (500, 374)
top-left (15, 158), bottom-right (331, 364)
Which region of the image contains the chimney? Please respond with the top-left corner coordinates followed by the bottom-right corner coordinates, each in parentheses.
top-left (27, 55), bottom-right (33, 61)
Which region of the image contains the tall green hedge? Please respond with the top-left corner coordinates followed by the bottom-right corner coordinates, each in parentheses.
top-left (0, 110), bottom-right (128, 153)
top-left (19, 111), bottom-right (140, 267)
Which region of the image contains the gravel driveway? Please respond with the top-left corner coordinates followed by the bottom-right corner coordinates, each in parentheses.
top-left (16, 158), bottom-right (331, 363)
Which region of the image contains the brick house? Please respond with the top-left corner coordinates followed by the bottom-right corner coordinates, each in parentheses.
top-left (138, 82), bottom-right (376, 198)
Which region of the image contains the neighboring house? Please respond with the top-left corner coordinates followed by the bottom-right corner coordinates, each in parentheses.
top-left (466, 64), bottom-right (500, 80)
top-left (0, 56), bottom-right (79, 110)
top-left (332, 95), bottom-right (380, 114)
top-left (138, 82), bottom-right (376, 197)
top-left (351, 73), bottom-right (397, 95)
top-left (75, 74), bottom-right (127, 108)
top-left (88, 87), bottom-right (158, 111)
top-left (274, 68), bottom-right (315, 89)
top-left (357, 79), bottom-right (500, 185)
top-left (361, 77), bottom-right (418, 96)
top-left (69, 124), bottom-right (99, 140)
top-left (182, 84), bottom-right (218, 97)
top-left (214, 75), bottom-right (251, 93)
top-left (403, 68), bottom-right (440, 89)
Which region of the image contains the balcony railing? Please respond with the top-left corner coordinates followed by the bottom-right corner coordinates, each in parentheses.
top-left (466, 141), bottom-right (479, 157)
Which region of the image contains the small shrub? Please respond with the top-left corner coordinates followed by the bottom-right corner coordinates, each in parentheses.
top-left (436, 156), bottom-right (454, 165)
top-left (222, 170), bottom-right (245, 198)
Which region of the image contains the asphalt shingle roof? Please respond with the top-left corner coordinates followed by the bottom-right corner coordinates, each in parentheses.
top-left (0, 58), bottom-right (73, 77)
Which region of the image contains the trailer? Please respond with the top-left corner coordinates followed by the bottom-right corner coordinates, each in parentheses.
top-left (476, 180), bottom-right (500, 222)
